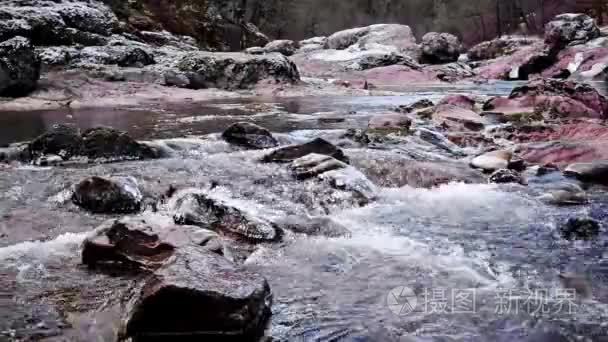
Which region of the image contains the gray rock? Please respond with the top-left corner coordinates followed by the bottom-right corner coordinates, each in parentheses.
top-left (278, 215), bottom-right (351, 238)
top-left (0, 36), bottom-right (40, 97)
top-left (263, 138), bottom-right (348, 164)
top-left (81, 127), bottom-right (159, 161)
top-left (177, 51), bottom-right (300, 90)
top-left (244, 46), bottom-right (265, 55)
top-left (28, 124), bottom-right (82, 160)
top-left (82, 215), bottom-right (221, 269)
top-left (468, 36), bottom-right (541, 61)
top-left (291, 153), bottom-right (348, 179)
top-left (72, 176), bottom-right (142, 214)
top-left (470, 150), bottom-right (513, 171)
top-left (120, 246), bottom-right (271, 341)
top-left (564, 161), bottom-right (608, 184)
top-left (420, 32), bottom-right (461, 64)
top-left (538, 183), bottom-right (588, 206)
top-left (222, 122), bottom-right (278, 150)
top-left (545, 13), bottom-right (600, 48)
top-left (171, 188), bottom-right (281, 242)
top-left (263, 39), bottom-right (298, 56)
top-left (326, 24), bottom-right (418, 56)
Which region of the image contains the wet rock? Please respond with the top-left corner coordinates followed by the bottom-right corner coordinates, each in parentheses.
top-left (468, 36), bottom-right (541, 61)
top-left (488, 169), bottom-right (524, 184)
top-left (244, 46), bottom-right (265, 55)
top-left (116, 47), bottom-right (155, 67)
top-left (475, 41), bottom-right (555, 80)
top-left (277, 215), bottom-right (351, 238)
top-left (470, 150), bottom-right (513, 171)
top-left (484, 79), bottom-right (608, 119)
top-left (416, 128), bottom-right (463, 155)
top-left (397, 99), bottom-right (434, 113)
top-left (263, 39), bottom-right (298, 56)
top-left (539, 183), bottom-right (588, 206)
top-left (348, 52), bottom-right (416, 71)
top-left (177, 51), bottom-right (300, 90)
top-left (545, 13), bottom-right (600, 49)
top-left (0, 143), bottom-right (30, 163)
top-left (171, 189), bottom-right (281, 242)
top-left (559, 217), bottom-right (600, 240)
top-left (221, 122), bottom-right (278, 150)
top-left (299, 36), bottom-right (326, 52)
top-left (0, 36), bottom-right (40, 97)
top-left (82, 215), bottom-right (221, 269)
top-left (72, 176), bottom-right (142, 214)
top-left (420, 32), bottom-right (461, 64)
top-left (431, 62), bottom-right (476, 82)
top-left (28, 124), bottom-right (82, 160)
top-left (33, 154), bottom-right (63, 167)
top-left (82, 127), bottom-right (158, 160)
top-left (367, 113), bottom-right (412, 134)
top-left (121, 246), bottom-right (271, 341)
top-left (564, 161), bottom-right (608, 184)
top-left (262, 138), bottom-right (348, 164)
top-left (291, 153), bottom-right (348, 180)
top-left (438, 95), bottom-right (476, 111)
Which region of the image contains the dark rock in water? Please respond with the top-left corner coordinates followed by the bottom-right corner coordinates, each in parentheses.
top-left (0, 36), bottom-right (40, 97)
top-left (177, 51), bottom-right (300, 90)
top-left (342, 129), bottom-right (371, 145)
top-left (507, 158), bottom-right (527, 172)
top-left (559, 217), bottom-right (600, 240)
top-left (82, 216), bottom-right (221, 270)
top-left (488, 169), bottom-right (524, 184)
top-left (564, 161), bottom-right (608, 184)
top-left (121, 246), bottom-right (272, 341)
top-left (420, 32), bottom-right (461, 64)
top-left (82, 127), bottom-right (158, 160)
top-left (545, 13), bottom-right (600, 49)
top-left (278, 215), bottom-right (351, 238)
top-left (28, 124), bottom-right (82, 160)
top-left (72, 176), bottom-right (142, 214)
top-left (171, 189), bottom-right (281, 242)
top-left (397, 99), bottom-right (434, 113)
top-left (262, 138), bottom-right (348, 164)
top-left (221, 122), bottom-right (278, 149)
top-left (0, 143), bottom-right (30, 163)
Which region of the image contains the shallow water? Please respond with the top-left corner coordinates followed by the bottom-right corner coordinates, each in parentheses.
top-left (1, 82), bottom-right (608, 341)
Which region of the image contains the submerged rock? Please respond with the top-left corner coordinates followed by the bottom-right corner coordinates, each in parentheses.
top-left (0, 36), bottom-right (40, 97)
top-left (470, 150), bottom-right (513, 171)
top-left (559, 217), bottom-right (600, 240)
top-left (420, 32), bottom-right (461, 64)
top-left (291, 153), bottom-right (348, 180)
top-left (72, 176), bottom-right (142, 214)
top-left (221, 122), bottom-right (278, 150)
top-left (28, 124), bottom-right (82, 160)
top-left (82, 216), bottom-right (221, 269)
top-left (488, 169), bottom-right (524, 184)
top-left (177, 51), bottom-right (300, 90)
top-left (171, 189), bottom-right (281, 242)
top-left (121, 246), bottom-right (271, 341)
top-left (545, 13), bottom-right (600, 49)
top-left (564, 161), bottom-right (608, 184)
top-left (262, 138), bottom-right (348, 164)
top-left (277, 215), bottom-right (351, 238)
top-left (82, 127), bottom-right (158, 160)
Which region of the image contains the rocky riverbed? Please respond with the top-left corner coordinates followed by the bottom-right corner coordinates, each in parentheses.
top-left (2, 1), bottom-right (608, 341)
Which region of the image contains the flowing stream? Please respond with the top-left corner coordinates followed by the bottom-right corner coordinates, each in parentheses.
top-left (1, 82), bottom-right (608, 341)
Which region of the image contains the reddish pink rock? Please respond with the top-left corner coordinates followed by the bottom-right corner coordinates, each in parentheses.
top-left (542, 45), bottom-right (608, 78)
top-left (475, 42), bottom-right (553, 80)
top-left (484, 79), bottom-right (608, 119)
top-left (433, 104), bottom-right (487, 131)
top-left (438, 95), bottom-right (476, 111)
top-left (368, 113), bottom-right (412, 132)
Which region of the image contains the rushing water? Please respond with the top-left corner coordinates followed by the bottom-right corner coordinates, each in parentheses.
top-left (1, 82), bottom-right (608, 341)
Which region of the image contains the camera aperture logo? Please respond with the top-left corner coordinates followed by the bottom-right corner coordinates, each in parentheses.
top-left (387, 286), bottom-right (418, 315)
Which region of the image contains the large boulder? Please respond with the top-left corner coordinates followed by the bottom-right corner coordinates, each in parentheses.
top-left (0, 36), bottom-right (40, 97)
top-left (470, 150), bottom-right (513, 172)
top-left (475, 41), bottom-right (555, 80)
top-left (468, 36), bottom-right (541, 61)
top-left (120, 246), bottom-right (271, 341)
top-left (484, 79), bottom-right (608, 119)
top-left (262, 39), bottom-right (298, 56)
top-left (81, 127), bottom-right (159, 160)
top-left (72, 176), bottom-right (142, 214)
top-left (564, 161), bottom-right (608, 184)
top-left (28, 124), bottom-right (82, 160)
top-left (176, 52), bottom-right (300, 89)
top-left (545, 13), bottom-right (600, 49)
top-left (420, 32), bottom-right (461, 64)
top-left (262, 138), bottom-right (348, 164)
top-left (171, 189), bottom-right (281, 242)
top-left (222, 122), bottom-right (278, 149)
top-left (82, 215), bottom-right (221, 269)
top-left (325, 24), bottom-right (419, 56)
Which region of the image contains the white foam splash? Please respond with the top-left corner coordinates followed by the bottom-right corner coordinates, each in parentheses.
top-left (0, 232), bottom-right (88, 265)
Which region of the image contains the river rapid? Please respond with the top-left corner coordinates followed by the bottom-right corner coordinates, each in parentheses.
top-left (1, 83), bottom-right (608, 341)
